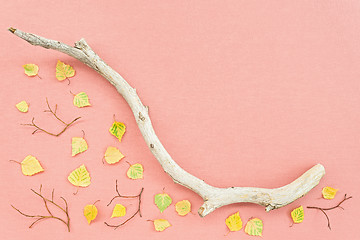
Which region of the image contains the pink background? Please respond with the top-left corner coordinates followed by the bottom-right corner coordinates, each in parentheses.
top-left (1, 0), bottom-right (359, 239)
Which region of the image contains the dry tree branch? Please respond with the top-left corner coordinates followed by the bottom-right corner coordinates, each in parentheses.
top-left (11, 185), bottom-right (70, 232)
top-left (21, 98), bottom-right (81, 136)
top-left (307, 194), bottom-right (352, 230)
top-left (9, 28), bottom-right (326, 217)
top-left (105, 180), bottom-right (144, 229)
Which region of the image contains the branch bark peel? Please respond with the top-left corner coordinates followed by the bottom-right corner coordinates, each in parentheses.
top-left (9, 28), bottom-right (326, 217)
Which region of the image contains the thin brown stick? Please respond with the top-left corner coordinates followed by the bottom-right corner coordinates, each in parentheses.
top-left (307, 194), bottom-right (352, 230)
top-left (104, 180), bottom-right (144, 229)
top-left (11, 185), bottom-right (70, 232)
top-left (21, 98), bottom-right (81, 137)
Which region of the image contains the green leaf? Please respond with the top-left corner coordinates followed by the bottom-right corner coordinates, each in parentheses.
top-left (23, 64), bottom-right (39, 77)
top-left (73, 92), bottom-right (91, 108)
top-left (127, 163), bottom-right (143, 180)
top-left (154, 193), bottom-right (172, 213)
top-left (109, 121), bottom-right (126, 142)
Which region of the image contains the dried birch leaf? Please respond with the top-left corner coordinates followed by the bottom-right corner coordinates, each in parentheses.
top-left (104, 146), bottom-right (124, 164)
top-left (244, 218), bottom-right (263, 236)
top-left (84, 204), bottom-right (98, 224)
top-left (154, 193), bottom-right (172, 213)
top-left (20, 155), bottom-right (44, 176)
top-left (109, 121), bottom-right (126, 142)
top-left (23, 64), bottom-right (39, 77)
top-left (73, 92), bottom-right (91, 108)
top-left (322, 186), bottom-right (338, 200)
top-left (175, 200), bottom-right (191, 216)
top-left (127, 163), bottom-right (143, 179)
top-left (291, 206), bottom-right (304, 223)
top-left (56, 60), bottom-right (75, 81)
top-left (68, 164), bottom-right (91, 187)
top-left (111, 204), bottom-right (126, 218)
top-left (154, 219), bottom-right (171, 232)
top-left (72, 137), bottom-right (88, 156)
top-left (225, 212), bottom-right (243, 232)
top-left (16, 100), bottom-right (29, 113)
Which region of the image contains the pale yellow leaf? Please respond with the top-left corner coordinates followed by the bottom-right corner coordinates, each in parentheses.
top-left (84, 204), bottom-right (98, 224)
top-left (175, 200), bottom-right (191, 216)
top-left (244, 218), bottom-right (263, 236)
top-left (56, 60), bottom-right (75, 81)
top-left (68, 164), bottom-right (91, 187)
top-left (20, 155), bottom-right (44, 176)
top-left (23, 64), bottom-right (39, 77)
top-left (154, 219), bottom-right (171, 232)
top-left (291, 206), bottom-right (304, 223)
top-left (111, 204), bottom-right (126, 218)
top-left (72, 137), bottom-right (88, 156)
top-left (109, 121), bottom-right (126, 142)
top-left (73, 92), bottom-right (91, 108)
top-left (127, 163), bottom-right (143, 179)
top-left (322, 186), bottom-right (338, 200)
top-left (16, 100), bottom-right (29, 113)
top-left (104, 146), bottom-right (124, 164)
top-left (225, 212), bottom-right (243, 232)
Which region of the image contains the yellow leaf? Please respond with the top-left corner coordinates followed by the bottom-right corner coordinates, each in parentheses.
top-left (225, 212), bottom-right (243, 232)
top-left (291, 206), bottom-right (304, 223)
top-left (111, 204), bottom-right (126, 218)
top-left (20, 155), bottom-right (44, 176)
top-left (23, 64), bottom-right (39, 77)
top-left (244, 218), bottom-right (263, 236)
top-left (104, 146), bottom-right (124, 164)
top-left (153, 219), bottom-right (171, 232)
top-left (109, 121), bottom-right (126, 142)
top-left (68, 164), bottom-right (91, 187)
top-left (72, 137), bottom-right (88, 156)
top-left (56, 60), bottom-right (75, 81)
top-left (84, 204), bottom-right (98, 224)
top-left (16, 100), bottom-right (29, 113)
top-left (175, 200), bottom-right (191, 216)
top-left (322, 186), bottom-right (338, 200)
top-left (127, 163), bottom-right (143, 179)
top-left (73, 92), bottom-right (91, 108)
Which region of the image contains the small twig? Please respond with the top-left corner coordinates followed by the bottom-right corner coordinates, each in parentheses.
top-left (21, 98), bottom-right (81, 137)
top-left (307, 194), bottom-right (352, 230)
top-left (104, 180), bottom-right (144, 229)
top-left (11, 185), bottom-right (70, 232)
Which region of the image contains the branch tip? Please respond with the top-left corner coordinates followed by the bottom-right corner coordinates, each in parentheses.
top-left (8, 27), bottom-right (16, 33)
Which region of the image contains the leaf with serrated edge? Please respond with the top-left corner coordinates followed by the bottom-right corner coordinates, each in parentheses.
top-left (84, 204), bottom-right (98, 224)
top-left (127, 163), bottom-right (143, 179)
top-left (154, 219), bottom-right (171, 232)
top-left (109, 121), bottom-right (126, 142)
top-left (111, 204), bottom-right (126, 218)
top-left (104, 146), bottom-right (124, 164)
top-left (291, 206), bottom-right (304, 223)
top-left (322, 186), bottom-right (338, 200)
top-left (225, 212), bottom-right (243, 232)
top-left (73, 92), bottom-right (91, 108)
top-left (68, 164), bottom-right (91, 187)
top-left (20, 155), bottom-right (44, 176)
top-left (56, 60), bottom-right (75, 81)
top-left (245, 218), bottom-right (263, 236)
top-left (72, 137), bottom-right (88, 156)
top-left (175, 200), bottom-right (191, 216)
top-left (16, 100), bottom-right (29, 113)
top-left (154, 193), bottom-right (172, 213)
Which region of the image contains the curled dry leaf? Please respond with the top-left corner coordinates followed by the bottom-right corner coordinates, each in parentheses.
top-left (322, 186), bottom-right (338, 200)
top-left (84, 204), bottom-right (98, 224)
top-left (127, 163), bottom-right (143, 180)
top-left (111, 204), bottom-right (126, 218)
top-left (291, 206), bottom-right (304, 223)
top-left (56, 60), bottom-right (75, 81)
top-left (244, 218), bottom-right (263, 236)
top-left (23, 63), bottom-right (39, 77)
top-left (175, 200), bottom-right (191, 216)
top-left (72, 137), bottom-right (88, 156)
top-left (16, 100), bottom-right (29, 113)
top-left (153, 219), bottom-right (171, 232)
top-left (225, 212), bottom-right (243, 232)
top-left (154, 193), bottom-right (172, 213)
top-left (104, 146), bottom-right (124, 164)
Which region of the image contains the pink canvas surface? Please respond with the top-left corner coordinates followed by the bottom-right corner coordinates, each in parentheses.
top-left (0, 1), bottom-right (359, 239)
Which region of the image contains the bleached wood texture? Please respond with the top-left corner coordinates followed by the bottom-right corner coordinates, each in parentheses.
top-left (9, 28), bottom-right (325, 217)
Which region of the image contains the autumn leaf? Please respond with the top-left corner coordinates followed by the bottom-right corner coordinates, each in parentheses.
top-left (291, 206), bottom-right (304, 223)
top-left (109, 121), bottom-right (126, 142)
top-left (322, 187), bottom-right (338, 200)
top-left (153, 219), bottom-right (171, 232)
top-left (127, 163), bottom-right (143, 180)
top-left (104, 146), bottom-right (124, 164)
top-left (111, 204), bottom-right (126, 218)
top-left (56, 60), bottom-right (75, 81)
top-left (225, 212), bottom-right (243, 232)
top-left (11, 155), bottom-right (44, 176)
top-left (23, 64), bottom-right (39, 77)
top-left (16, 100), bottom-right (29, 113)
top-left (72, 137), bottom-right (88, 156)
top-left (175, 200), bottom-right (191, 216)
top-left (84, 204), bottom-right (98, 224)
top-left (73, 92), bottom-right (91, 108)
top-left (244, 218), bottom-right (263, 236)
top-left (68, 164), bottom-right (91, 188)
top-left (154, 193), bottom-right (172, 213)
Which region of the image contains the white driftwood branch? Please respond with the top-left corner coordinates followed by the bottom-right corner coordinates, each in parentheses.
top-left (9, 28), bottom-right (325, 217)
